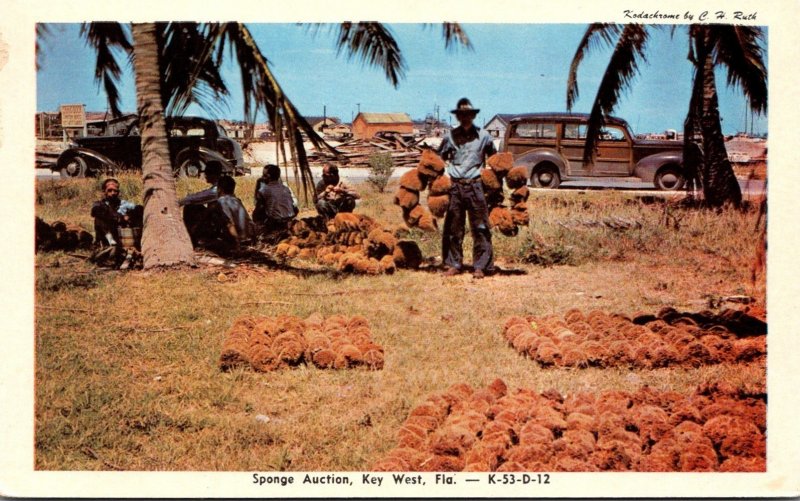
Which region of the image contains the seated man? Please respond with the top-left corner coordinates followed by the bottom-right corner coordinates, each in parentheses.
top-left (214, 175), bottom-right (255, 252)
top-left (314, 163), bottom-right (359, 220)
top-left (91, 178), bottom-right (143, 248)
top-left (179, 160), bottom-right (223, 244)
top-left (253, 164), bottom-right (299, 234)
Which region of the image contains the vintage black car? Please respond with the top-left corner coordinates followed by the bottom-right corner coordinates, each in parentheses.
top-left (502, 113), bottom-right (685, 190)
top-left (54, 116), bottom-right (246, 178)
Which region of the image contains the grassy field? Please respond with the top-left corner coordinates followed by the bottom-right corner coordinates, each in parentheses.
top-left (34, 175), bottom-right (766, 470)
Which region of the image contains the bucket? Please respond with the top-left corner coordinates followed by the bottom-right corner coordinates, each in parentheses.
top-left (119, 227), bottom-right (142, 250)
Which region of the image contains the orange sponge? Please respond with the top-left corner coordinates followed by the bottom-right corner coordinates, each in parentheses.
top-left (480, 168), bottom-right (502, 191)
top-left (487, 152), bottom-right (514, 175)
top-left (506, 166), bottom-right (529, 189)
top-left (418, 149), bottom-right (446, 177)
top-left (427, 194), bottom-right (450, 218)
top-left (399, 169), bottom-right (428, 192)
top-left (429, 175), bottom-right (452, 196)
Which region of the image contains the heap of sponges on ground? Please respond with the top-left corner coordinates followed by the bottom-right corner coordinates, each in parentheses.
top-left (36, 217), bottom-right (93, 252)
top-left (372, 379), bottom-right (765, 472)
top-left (219, 313), bottom-right (384, 372)
top-left (500, 307), bottom-right (766, 369)
top-left (394, 150), bottom-right (530, 236)
top-left (273, 213), bottom-right (424, 275)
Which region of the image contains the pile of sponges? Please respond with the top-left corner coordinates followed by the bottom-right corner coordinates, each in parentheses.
top-left (273, 213), bottom-right (424, 274)
top-left (219, 313), bottom-right (385, 372)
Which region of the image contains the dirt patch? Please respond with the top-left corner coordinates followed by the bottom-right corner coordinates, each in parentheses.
top-left (372, 380), bottom-right (765, 472)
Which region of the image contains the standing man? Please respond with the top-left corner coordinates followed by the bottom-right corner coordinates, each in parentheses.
top-left (438, 98), bottom-right (497, 279)
top-left (314, 163), bottom-right (360, 220)
top-left (253, 164), bottom-right (299, 234)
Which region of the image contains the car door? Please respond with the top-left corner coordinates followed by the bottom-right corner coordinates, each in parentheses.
top-left (559, 123), bottom-right (590, 176)
top-left (594, 125), bottom-right (632, 176)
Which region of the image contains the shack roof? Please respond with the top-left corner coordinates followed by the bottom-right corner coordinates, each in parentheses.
top-left (356, 112), bottom-right (413, 124)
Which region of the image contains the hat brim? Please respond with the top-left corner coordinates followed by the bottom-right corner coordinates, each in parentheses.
top-left (451, 108), bottom-right (480, 115)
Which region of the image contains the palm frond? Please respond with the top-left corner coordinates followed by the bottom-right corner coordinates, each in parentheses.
top-left (81, 22), bottom-right (133, 117)
top-left (566, 23), bottom-right (620, 111)
top-left (582, 24), bottom-right (650, 163)
top-left (712, 25), bottom-right (767, 114)
top-left (159, 22), bottom-right (230, 117)
top-left (441, 22), bottom-right (473, 51)
top-left (35, 23), bottom-right (52, 70)
top-left (219, 23), bottom-right (339, 201)
top-left (335, 22), bottom-right (406, 87)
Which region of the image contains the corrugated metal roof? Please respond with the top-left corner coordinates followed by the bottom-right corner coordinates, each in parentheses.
top-left (357, 112), bottom-right (412, 124)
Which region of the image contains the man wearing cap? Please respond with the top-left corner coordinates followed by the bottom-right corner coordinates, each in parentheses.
top-left (437, 98), bottom-right (497, 279)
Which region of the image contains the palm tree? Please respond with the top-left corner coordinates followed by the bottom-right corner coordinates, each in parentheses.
top-left (566, 23), bottom-right (767, 207)
top-left (41, 22), bottom-right (471, 268)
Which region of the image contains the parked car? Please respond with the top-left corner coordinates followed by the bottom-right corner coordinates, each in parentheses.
top-left (54, 116), bottom-right (246, 178)
top-left (502, 113), bottom-right (685, 190)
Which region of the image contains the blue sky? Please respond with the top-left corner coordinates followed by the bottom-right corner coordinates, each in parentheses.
top-left (36, 23), bottom-right (768, 136)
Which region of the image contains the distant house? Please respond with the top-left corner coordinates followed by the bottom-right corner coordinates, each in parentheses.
top-left (302, 116), bottom-right (341, 134)
top-left (484, 114), bottom-right (518, 138)
top-left (351, 112), bottom-right (413, 140)
top-left (218, 119), bottom-right (251, 140)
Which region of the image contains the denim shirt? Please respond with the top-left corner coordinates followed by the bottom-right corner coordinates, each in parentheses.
top-left (438, 125), bottom-right (497, 179)
top-left (179, 185), bottom-right (218, 207)
top-left (217, 194), bottom-right (253, 239)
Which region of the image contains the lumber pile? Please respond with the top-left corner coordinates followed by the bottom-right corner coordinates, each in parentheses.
top-left (372, 380), bottom-right (766, 472)
top-left (273, 213), bottom-right (424, 274)
top-left (394, 151), bottom-right (530, 236)
top-left (308, 133), bottom-right (427, 168)
top-left (500, 307), bottom-right (766, 369)
top-left (219, 313), bottom-right (385, 372)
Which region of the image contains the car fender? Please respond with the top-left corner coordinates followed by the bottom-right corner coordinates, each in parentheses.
top-left (175, 146), bottom-right (233, 171)
top-left (55, 147), bottom-right (117, 172)
top-left (635, 151), bottom-right (683, 182)
top-left (511, 148), bottom-right (566, 178)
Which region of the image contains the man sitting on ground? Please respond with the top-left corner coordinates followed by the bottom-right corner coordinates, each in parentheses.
top-left (253, 164), bottom-right (299, 233)
top-left (179, 161), bottom-right (223, 244)
top-left (214, 175), bottom-right (254, 252)
top-left (314, 163), bottom-right (359, 220)
top-left (91, 178), bottom-right (142, 248)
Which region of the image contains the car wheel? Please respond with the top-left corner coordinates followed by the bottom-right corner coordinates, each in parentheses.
top-left (59, 156), bottom-right (87, 178)
top-left (177, 157), bottom-right (206, 178)
top-left (654, 167), bottom-right (685, 191)
top-left (531, 164), bottom-right (561, 189)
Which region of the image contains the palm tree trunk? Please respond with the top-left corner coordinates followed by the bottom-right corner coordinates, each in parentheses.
top-left (687, 27), bottom-right (743, 208)
top-left (131, 23), bottom-right (195, 268)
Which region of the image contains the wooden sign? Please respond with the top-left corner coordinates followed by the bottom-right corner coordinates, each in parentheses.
top-left (59, 104), bottom-right (86, 128)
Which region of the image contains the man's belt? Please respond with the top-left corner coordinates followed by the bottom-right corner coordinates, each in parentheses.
top-left (451, 177), bottom-right (480, 184)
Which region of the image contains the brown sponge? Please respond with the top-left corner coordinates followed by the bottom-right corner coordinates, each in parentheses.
top-left (510, 186), bottom-right (530, 203)
top-left (429, 175), bottom-right (452, 196)
top-left (393, 187), bottom-right (420, 210)
top-left (366, 229), bottom-right (397, 257)
top-left (399, 169), bottom-right (428, 192)
top-left (480, 168), bottom-right (502, 191)
top-left (510, 208), bottom-right (529, 226)
top-left (487, 152), bottom-right (514, 175)
top-left (489, 207), bottom-right (517, 236)
top-left (426, 194), bottom-right (449, 219)
top-left (418, 149), bottom-right (446, 177)
top-left (332, 212), bottom-right (361, 232)
top-left (393, 240), bottom-right (423, 269)
top-left (506, 166), bottom-right (529, 189)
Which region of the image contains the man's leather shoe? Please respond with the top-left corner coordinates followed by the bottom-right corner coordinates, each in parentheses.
top-left (442, 267), bottom-right (461, 277)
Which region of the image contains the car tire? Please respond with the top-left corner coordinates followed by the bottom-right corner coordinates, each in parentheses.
top-left (654, 167), bottom-right (685, 191)
top-left (59, 155), bottom-right (88, 178)
top-left (531, 164), bottom-right (561, 189)
top-left (176, 157), bottom-right (206, 178)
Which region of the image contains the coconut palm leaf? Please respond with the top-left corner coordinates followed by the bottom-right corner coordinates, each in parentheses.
top-left (334, 22), bottom-right (406, 87)
top-left (566, 23), bottom-right (620, 110)
top-left (712, 25), bottom-right (767, 114)
top-left (159, 22), bottom-right (229, 117)
top-left (580, 24), bottom-right (650, 163)
top-left (441, 22), bottom-right (473, 51)
top-left (81, 22), bottom-right (133, 118)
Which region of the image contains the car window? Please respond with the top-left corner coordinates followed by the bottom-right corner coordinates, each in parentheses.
top-left (599, 126), bottom-right (626, 141)
top-left (513, 123), bottom-right (556, 139)
top-left (563, 124), bottom-right (587, 140)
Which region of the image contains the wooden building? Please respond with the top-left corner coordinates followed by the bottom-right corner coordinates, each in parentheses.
top-left (351, 112), bottom-right (413, 140)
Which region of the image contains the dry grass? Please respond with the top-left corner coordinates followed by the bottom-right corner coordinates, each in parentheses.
top-left (34, 176), bottom-right (766, 471)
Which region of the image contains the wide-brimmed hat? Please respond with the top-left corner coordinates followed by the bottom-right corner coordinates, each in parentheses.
top-left (451, 97), bottom-right (480, 115)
